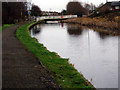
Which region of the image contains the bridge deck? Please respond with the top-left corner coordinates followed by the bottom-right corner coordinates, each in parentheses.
top-left (36, 15), bottom-right (77, 22)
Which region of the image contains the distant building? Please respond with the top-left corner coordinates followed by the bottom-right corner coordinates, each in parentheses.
top-left (41, 11), bottom-right (59, 16)
top-left (97, 1), bottom-right (120, 13)
top-left (111, 1), bottom-right (120, 11)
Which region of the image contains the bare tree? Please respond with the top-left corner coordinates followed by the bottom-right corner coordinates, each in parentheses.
top-left (2, 2), bottom-right (9, 24)
top-left (61, 9), bottom-right (66, 15)
top-left (31, 5), bottom-right (41, 16)
top-left (2, 1), bottom-right (28, 24)
top-left (66, 1), bottom-right (87, 17)
top-left (98, 3), bottom-right (104, 8)
top-left (84, 3), bottom-right (91, 14)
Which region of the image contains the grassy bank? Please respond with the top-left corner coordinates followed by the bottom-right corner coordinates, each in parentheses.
top-left (1, 24), bottom-right (15, 31)
top-left (16, 22), bottom-right (94, 88)
top-left (62, 17), bottom-right (119, 31)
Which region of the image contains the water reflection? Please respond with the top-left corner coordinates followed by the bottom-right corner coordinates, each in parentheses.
top-left (32, 25), bottom-right (41, 35)
top-left (31, 23), bottom-right (118, 88)
top-left (46, 21), bottom-right (59, 24)
top-left (92, 27), bottom-right (119, 36)
top-left (98, 32), bottom-right (111, 39)
top-left (67, 24), bottom-right (83, 35)
top-left (61, 23), bottom-right (64, 28)
top-left (66, 23), bottom-right (119, 38)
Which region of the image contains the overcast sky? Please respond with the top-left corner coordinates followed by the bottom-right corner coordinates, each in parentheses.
top-left (32, 0), bottom-right (120, 12)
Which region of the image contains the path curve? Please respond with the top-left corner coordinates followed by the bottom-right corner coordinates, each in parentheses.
top-left (2, 22), bottom-right (60, 88)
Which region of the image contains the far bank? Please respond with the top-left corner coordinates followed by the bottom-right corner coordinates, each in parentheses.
top-left (61, 16), bottom-right (120, 35)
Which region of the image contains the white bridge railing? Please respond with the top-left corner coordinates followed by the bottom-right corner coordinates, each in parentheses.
top-left (36, 15), bottom-right (77, 22)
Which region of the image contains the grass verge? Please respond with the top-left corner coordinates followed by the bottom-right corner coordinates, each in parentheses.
top-left (16, 22), bottom-right (94, 88)
top-left (1, 24), bottom-right (15, 31)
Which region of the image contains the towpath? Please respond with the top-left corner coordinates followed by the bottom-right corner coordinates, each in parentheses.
top-left (2, 22), bottom-right (60, 89)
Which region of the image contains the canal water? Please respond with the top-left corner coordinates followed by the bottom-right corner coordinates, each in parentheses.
top-left (30, 22), bottom-right (118, 88)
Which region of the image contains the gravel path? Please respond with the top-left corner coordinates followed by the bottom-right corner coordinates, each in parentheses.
top-left (2, 22), bottom-right (60, 89)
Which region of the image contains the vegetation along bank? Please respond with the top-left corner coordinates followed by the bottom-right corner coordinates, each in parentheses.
top-left (16, 22), bottom-right (94, 88)
top-left (1, 24), bottom-right (15, 31)
top-left (61, 17), bottom-right (120, 35)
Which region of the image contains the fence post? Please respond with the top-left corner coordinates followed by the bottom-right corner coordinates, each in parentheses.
top-left (118, 17), bottom-right (120, 34)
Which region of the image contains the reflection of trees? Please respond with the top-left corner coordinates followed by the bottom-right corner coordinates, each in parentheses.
top-left (98, 32), bottom-right (110, 39)
top-left (67, 24), bottom-right (83, 35)
top-left (92, 27), bottom-right (118, 39)
top-left (32, 25), bottom-right (41, 35)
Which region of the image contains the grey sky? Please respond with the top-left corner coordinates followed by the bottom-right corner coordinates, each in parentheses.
top-left (32, 0), bottom-right (120, 12)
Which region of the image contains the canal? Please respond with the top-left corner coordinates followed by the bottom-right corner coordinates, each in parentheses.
top-left (30, 22), bottom-right (118, 88)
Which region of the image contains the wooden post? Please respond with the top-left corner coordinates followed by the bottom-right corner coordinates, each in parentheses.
top-left (118, 17), bottom-right (120, 34)
top-left (115, 16), bottom-right (120, 34)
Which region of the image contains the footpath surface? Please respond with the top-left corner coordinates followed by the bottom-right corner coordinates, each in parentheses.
top-left (2, 22), bottom-right (60, 88)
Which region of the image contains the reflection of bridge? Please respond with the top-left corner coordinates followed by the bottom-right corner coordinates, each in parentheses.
top-left (36, 15), bottom-right (77, 22)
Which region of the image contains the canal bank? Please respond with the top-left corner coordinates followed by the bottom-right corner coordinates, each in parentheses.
top-left (61, 17), bottom-right (119, 35)
top-left (16, 22), bottom-right (94, 88)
